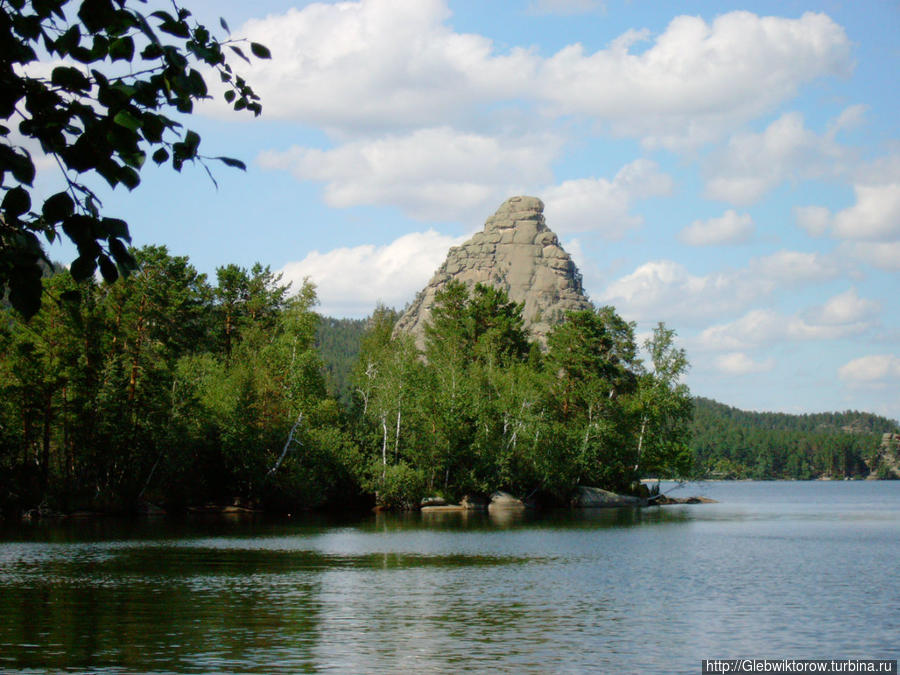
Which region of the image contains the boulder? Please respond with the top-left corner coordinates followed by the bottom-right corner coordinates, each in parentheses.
top-left (572, 486), bottom-right (643, 508)
top-left (488, 491), bottom-right (526, 511)
top-left (420, 496), bottom-right (448, 507)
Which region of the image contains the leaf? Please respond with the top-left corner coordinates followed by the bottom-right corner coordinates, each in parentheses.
top-left (141, 43), bottom-right (163, 59)
top-left (220, 17), bottom-right (230, 34)
top-left (12, 14), bottom-right (42, 40)
top-left (159, 20), bottom-right (190, 39)
top-left (184, 130), bottom-right (200, 155)
top-left (194, 26), bottom-right (209, 45)
top-left (98, 253), bottom-right (118, 282)
top-left (113, 110), bottom-right (142, 132)
top-left (102, 218), bottom-right (130, 241)
top-left (224, 89), bottom-right (235, 103)
top-left (121, 151), bottom-right (146, 170)
top-left (69, 254), bottom-right (97, 281)
top-left (61, 214), bottom-right (94, 244)
top-left (149, 10), bottom-right (176, 23)
top-left (228, 45), bottom-right (250, 64)
top-left (119, 166), bottom-right (140, 190)
top-left (8, 272), bottom-right (43, 318)
top-left (108, 36), bottom-right (134, 62)
top-left (42, 192), bottom-right (74, 223)
top-left (109, 237), bottom-right (136, 270)
top-left (250, 42), bottom-right (271, 59)
top-left (9, 151), bottom-right (35, 185)
top-left (215, 156), bottom-right (246, 171)
top-left (51, 66), bottom-right (91, 91)
top-left (78, 0), bottom-right (116, 34)
top-left (151, 148), bottom-right (169, 165)
top-left (2, 186), bottom-right (31, 218)
top-left (55, 25), bottom-right (81, 56)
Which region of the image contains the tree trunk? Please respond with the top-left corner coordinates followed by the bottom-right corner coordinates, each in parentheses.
top-left (381, 414), bottom-right (388, 482)
top-left (394, 402), bottom-right (401, 462)
top-left (634, 414), bottom-right (648, 473)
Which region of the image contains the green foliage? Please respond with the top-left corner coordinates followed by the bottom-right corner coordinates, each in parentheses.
top-left (363, 461), bottom-right (426, 511)
top-left (350, 285), bottom-right (691, 507)
top-left (0, 0), bottom-right (268, 316)
top-left (633, 323), bottom-right (693, 479)
top-left (690, 397), bottom-right (895, 479)
top-left (0, 246), bottom-right (364, 515)
top-left (316, 316), bottom-right (367, 405)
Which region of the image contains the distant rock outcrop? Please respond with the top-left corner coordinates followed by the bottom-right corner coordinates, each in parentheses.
top-left (395, 196), bottom-right (592, 348)
top-left (867, 433), bottom-right (900, 479)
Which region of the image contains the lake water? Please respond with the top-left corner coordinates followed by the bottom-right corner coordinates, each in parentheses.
top-left (1, 481), bottom-right (898, 673)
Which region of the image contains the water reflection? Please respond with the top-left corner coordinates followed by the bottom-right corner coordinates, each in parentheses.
top-left (2, 482), bottom-right (899, 673)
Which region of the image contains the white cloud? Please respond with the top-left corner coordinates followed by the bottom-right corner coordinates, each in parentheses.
top-left (679, 210), bottom-right (754, 246)
top-left (219, 0), bottom-right (535, 133)
top-left (542, 159), bottom-right (672, 237)
top-left (599, 260), bottom-right (748, 323)
top-left (794, 205), bottom-right (832, 237)
top-left (600, 249), bottom-right (846, 324)
top-left (529, 0), bottom-right (605, 14)
top-left (704, 111), bottom-right (853, 205)
top-left (840, 241), bottom-right (900, 272)
top-left (715, 352), bottom-right (775, 375)
top-left (280, 230), bottom-right (466, 317)
top-left (258, 128), bottom-right (560, 221)
top-left (215, 4), bottom-right (850, 148)
top-left (699, 289), bottom-right (879, 350)
top-left (838, 354), bottom-right (900, 383)
top-left (748, 249), bottom-right (845, 288)
top-left (699, 309), bottom-right (784, 351)
top-left (790, 154), bottom-right (900, 244)
top-left (832, 182), bottom-right (900, 241)
top-left (803, 287), bottom-right (880, 326)
top-left (536, 12), bottom-right (852, 149)
top-left (827, 104), bottom-right (867, 136)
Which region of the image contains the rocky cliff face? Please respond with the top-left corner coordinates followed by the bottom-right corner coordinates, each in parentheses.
top-left (868, 433), bottom-right (900, 479)
top-left (395, 196), bottom-right (592, 348)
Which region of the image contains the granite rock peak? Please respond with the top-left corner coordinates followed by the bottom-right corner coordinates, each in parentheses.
top-left (395, 196), bottom-right (593, 348)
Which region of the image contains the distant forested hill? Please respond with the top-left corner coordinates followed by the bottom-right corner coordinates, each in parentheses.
top-left (316, 316), bottom-right (367, 406)
top-left (690, 397), bottom-right (899, 479)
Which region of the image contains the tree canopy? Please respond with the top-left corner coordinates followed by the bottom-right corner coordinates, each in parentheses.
top-left (1, 0), bottom-right (269, 316)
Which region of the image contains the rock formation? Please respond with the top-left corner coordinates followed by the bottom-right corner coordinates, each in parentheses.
top-left (867, 433), bottom-right (900, 479)
top-left (395, 196), bottom-right (592, 348)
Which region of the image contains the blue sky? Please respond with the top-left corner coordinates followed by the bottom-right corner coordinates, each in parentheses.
top-left (38, 0), bottom-right (899, 418)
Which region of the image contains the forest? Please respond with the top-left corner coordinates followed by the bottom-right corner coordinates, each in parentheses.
top-left (690, 397), bottom-right (898, 480)
top-left (314, 324), bottom-right (900, 483)
top-left (0, 246), bottom-right (693, 516)
top-left (3, 247), bottom-right (896, 517)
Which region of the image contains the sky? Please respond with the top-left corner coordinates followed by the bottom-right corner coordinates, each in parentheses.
top-left (36, 0), bottom-right (899, 419)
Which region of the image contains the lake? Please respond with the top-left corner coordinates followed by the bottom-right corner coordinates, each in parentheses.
top-left (1, 481), bottom-right (898, 673)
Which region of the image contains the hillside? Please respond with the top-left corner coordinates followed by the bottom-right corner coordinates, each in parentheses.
top-left (690, 397), bottom-right (899, 479)
top-left (315, 316), bottom-right (367, 406)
